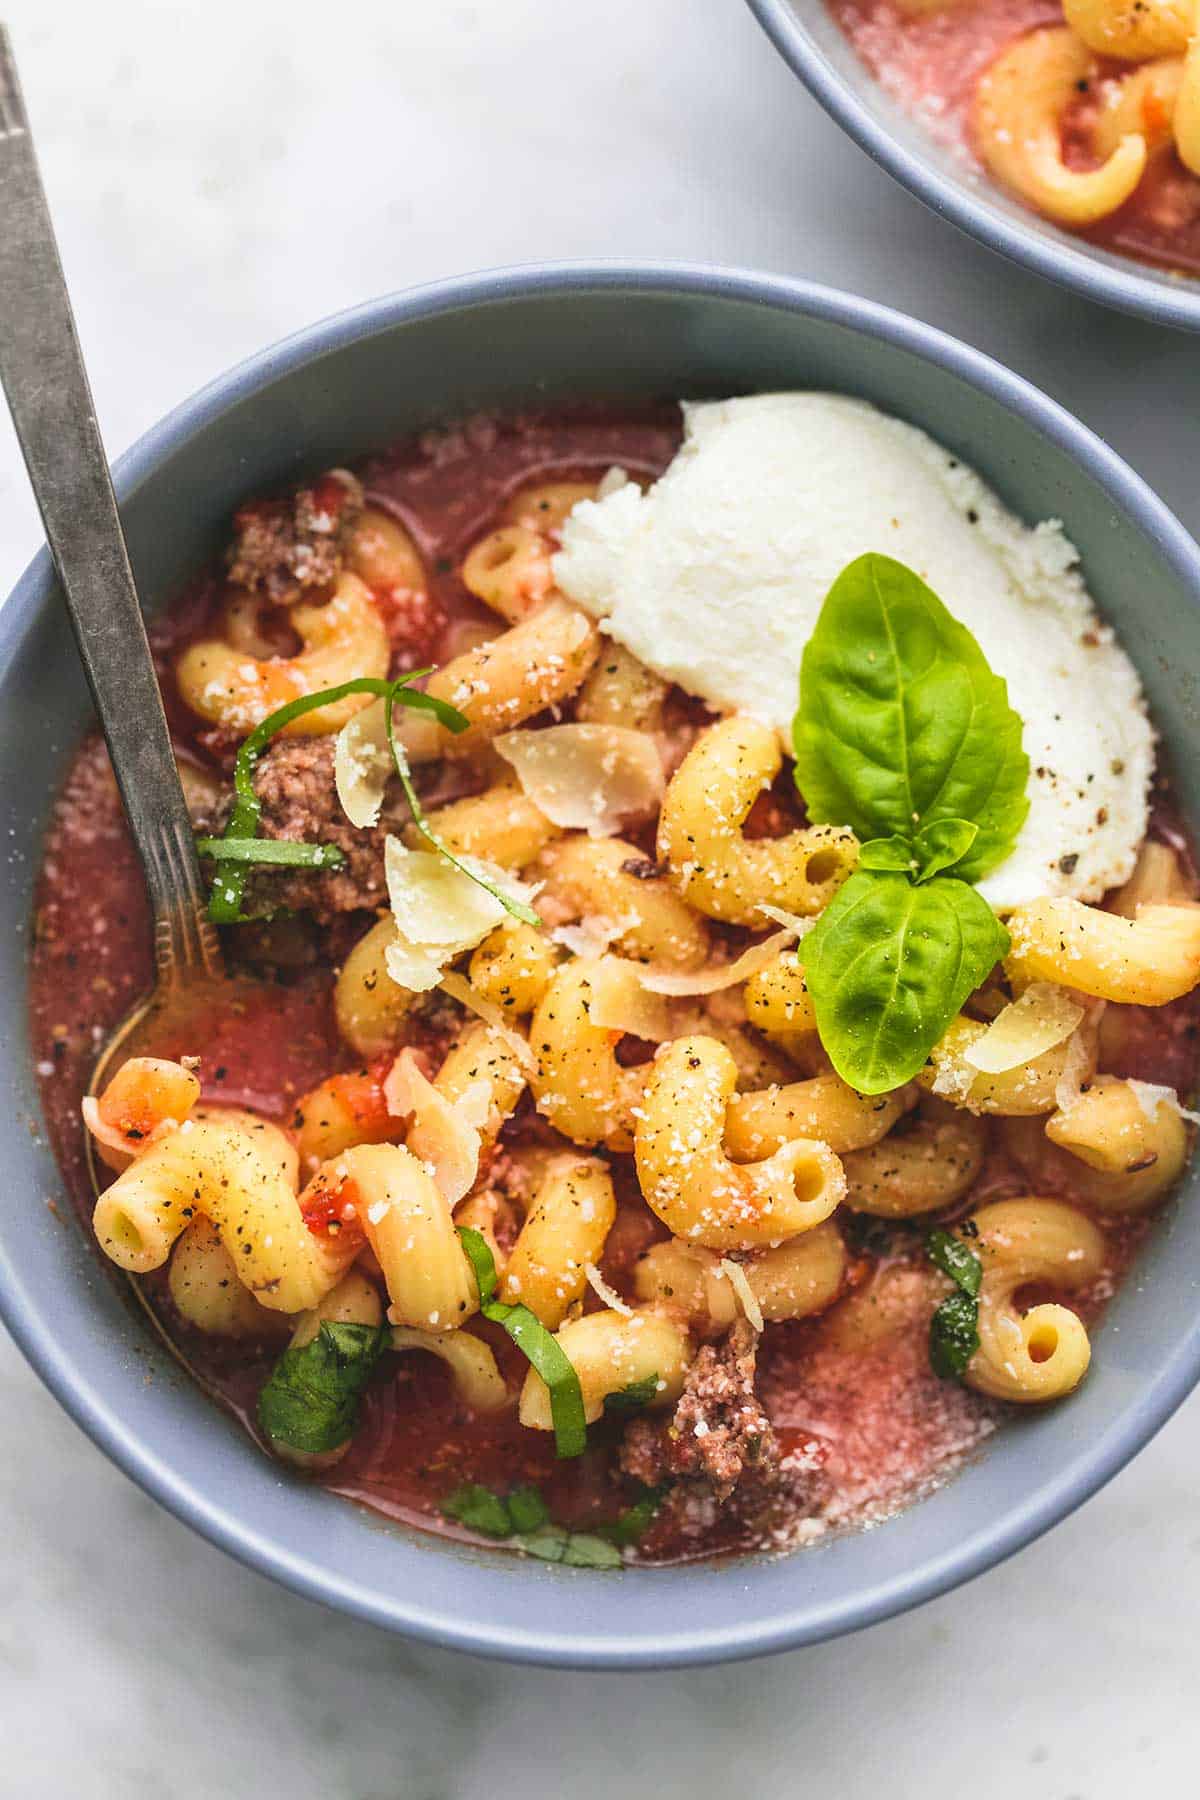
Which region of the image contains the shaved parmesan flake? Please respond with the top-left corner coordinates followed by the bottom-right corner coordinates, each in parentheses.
top-left (382, 839), bottom-right (539, 993)
top-left (719, 1257), bottom-right (764, 1333)
top-left (587, 956), bottom-right (677, 1041)
top-left (334, 699), bottom-right (391, 828)
top-left (438, 970), bottom-right (537, 1074)
top-left (635, 929), bottom-right (798, 997)
top-left (1128, 1080), bottom-right (1200, 1126)
top-left (494, 724), bottom-right (663, 836)
top-left (963, 983), bottom-right (1084, 1076)
top-left (384, 1048), bottom-right (482, 1206)
top-left (756, 905), bottom-right (815, 938)
top-left (584, 1262), bottom-right (633, 1316)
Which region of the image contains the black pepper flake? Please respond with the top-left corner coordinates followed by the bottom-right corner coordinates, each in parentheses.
top-left (1059, 853), bottom-right (1079, 874)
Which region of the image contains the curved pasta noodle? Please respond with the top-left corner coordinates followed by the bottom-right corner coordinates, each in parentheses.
top-left (292, 1067), bottom-right (402, 1169)
top-left (93, 1111), bottom-right (358, 1311)
top-left (461, 525), bottom-right (555, 623)
top-left (518, 1306), bottom-right (691, 1429)
top-left (820, 1263), bottom-right (942, 1355)
top-left (1176, 31), bottom-right (1200, 169)
top-left (724, 1070), bottom-right (913, 1161)
top-left (742, 949), bottom-right (817, 1060)
top-left (320, 1142), bottom-right (478, 1329)
top-left (289, 1268), bottom-right (385, 1345)
top-left (635, 1036), bottom-right (847, 1250)
top-left (657, 715), bottom-right (858, 925)
top-left (499, 1154), bottom-right (617, 1326)
top-left (537, 833), bottom-right (711, 969)
top-left (633, 1222), bottom-right (846, 1332)
top-left (468, 918), bottom-right (561, 1017)
top-left (965, 1198), bottom-right (1105, 1402)
top-left (529, 958), bottom-right (648, 1151)
top-left (84, 1056), bottom-right (201, 1173)
top-left (334, 915), bottom-right (416, 1057)
top-left (1005, 898), bottom-right (1200, 1004)
top-left (167, 1217), bottom-right (286, 1338)
top-left (1003, 1078), bottom-right (1188, 1212)
top-left (917, 1013), bottom-right (1094, 1115)
top-left (417, 779), bottom-right (560, 870)
top-left (1063, 0), bottom-right (1191, 62)
top-left (841, 1098), bottom-right (988, 1218)
top-left (348, 506), bottom-right (426, 593)
top-left (1091, 57), bottom-right (1184, 160)
top-left (429, 1018), bottom-right (528, 1151)
top-left (176, 571), bottom-right (389, 736)
top-left (500, 478), bottom-right (598, 533)
top-left (403, 598), bottom-right (600, 762)
top-left (575, 641), bottom-right (668, 736)
top-left (389, 1326), bottom-right (509, 1410)
top-left (974, 29), bottom-right (1147, 227)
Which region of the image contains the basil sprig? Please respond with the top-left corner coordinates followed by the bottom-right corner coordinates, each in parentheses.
top-left (257, 1320), bottom-right (390, 1456)
top-left (457, 1227), bottom-right (587, 1458)
top-left (926, 1227), bottom-right (983, 1380)
top-left (202, 672), bottom-right (469, 924)
top-left (793, 553), bottom-right (1025, 1093)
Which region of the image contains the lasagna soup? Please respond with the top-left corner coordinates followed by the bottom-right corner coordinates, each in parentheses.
top-left (827, 0), bottom-right (1200, 276)
top-left (30, 394), bottom-right (1200, 1568)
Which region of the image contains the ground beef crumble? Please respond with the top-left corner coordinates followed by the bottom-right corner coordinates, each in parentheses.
top-left (227, 737), bottom-right (402, 921)
top-left (619, 1319), bottom-right (781, 1505)
top-left (227, 476), bottom-right (362, 607)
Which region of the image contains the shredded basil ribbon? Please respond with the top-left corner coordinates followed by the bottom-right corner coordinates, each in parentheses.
top-left (926, 1227), bottom-right (983, 1380)
top-left (194, 836), bottom-right (345, 869)
top-left (457, 1226), bottom-right (587, 1459)
top-left (202, 672), bottom-right (467, 923)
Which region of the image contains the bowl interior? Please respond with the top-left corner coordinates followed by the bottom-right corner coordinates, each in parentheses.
top-left (4, 270), bottom-right (1200, 1667)
top-left (748, 0), bottom-right (1200, 332)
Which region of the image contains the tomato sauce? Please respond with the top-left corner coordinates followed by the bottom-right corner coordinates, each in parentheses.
top-left (827, 0), bottom-right (1200, 278)
top-left (25, 403), bottom-right (1199, 1566)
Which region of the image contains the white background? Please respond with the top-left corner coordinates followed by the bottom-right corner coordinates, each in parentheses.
top-left (2, 2), bottom-right (1198, 1794)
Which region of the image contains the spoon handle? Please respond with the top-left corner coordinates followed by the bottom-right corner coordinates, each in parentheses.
top-left (0, 30), bottom-right (220, 987)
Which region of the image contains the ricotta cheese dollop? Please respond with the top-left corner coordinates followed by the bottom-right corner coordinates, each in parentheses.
top-left (553, 392), bottom-right (1154, 911)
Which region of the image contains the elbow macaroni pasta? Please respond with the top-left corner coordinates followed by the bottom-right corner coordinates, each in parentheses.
top-left (635, 1036), bottom-right (847, 1250)
top-left (334, 915), bottom-right (417, 1058)
top-left (657, 715), bottom-right (859, 925)
top-left (499, 1154), bottom-right (617, 1326)
top-left (633, 1221), bottom-right (846, 1331)
top-left (840, 1097), bottom-right (988, 1217)
top-left (964, 1199), bottom-right (1105, 1402)
top-left (518, 1307), bottom-right (691, 1430)
top-left (1005, 898), bottom-right (1200, 1004)
top-left (537, 832), bottom-right (712, 969)
top-left (974, 29), bottom-right (1147, 227)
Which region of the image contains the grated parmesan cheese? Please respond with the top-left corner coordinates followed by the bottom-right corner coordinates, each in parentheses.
top-left (719, 1257), bottom-right (764, 1333)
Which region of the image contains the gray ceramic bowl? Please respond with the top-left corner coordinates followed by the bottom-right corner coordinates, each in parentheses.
top-left (3, 263), bottom-right (1200, 1668)
top-left (747, 0), bottom-right (1200, 333)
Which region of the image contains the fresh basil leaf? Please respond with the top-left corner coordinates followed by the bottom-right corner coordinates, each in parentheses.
top-left (858, 836), bottom-right (917, 875)
top-left (596, 1484), bottom-right (667, 1547)
top-left (911, 818), bottom-right (979, 884)
top-left (602, 1374), bottom-right (660, 1415)
top-left (257, 1321), bottom-right (389, 1456)
top-left (803, 870), bottom-right (1010, 1093)
top-left (793, 553), bottom-right (1029, 881)
top-left (927, 1227), bottom-right (983, 1298)
top-left (929, 1290), bottom-right (981, 1381)
top-left (514, 1527), bottom-right (624, 1569)
top-left (506, 1485), bottom-right (551, 1533)
top-left (442, 1483), bottom-right (514, 1538)
top-left (456, 1226), bottom-right (588, 1459)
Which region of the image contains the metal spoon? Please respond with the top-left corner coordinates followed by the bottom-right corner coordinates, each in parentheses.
top-left (0, 31), bottom-right (234, 1141)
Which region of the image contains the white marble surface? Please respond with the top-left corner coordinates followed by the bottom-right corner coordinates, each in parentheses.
top-left (2, 0), bottom-right (1199, 1792)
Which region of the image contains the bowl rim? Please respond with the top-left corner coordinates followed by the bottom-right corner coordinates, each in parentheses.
top-left (745, 0), bottom-right (1200, 334)
top-left (6, 258), bottom-right (1200, 1667)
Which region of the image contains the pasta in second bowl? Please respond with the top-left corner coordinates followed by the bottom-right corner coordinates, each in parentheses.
top-left (5, 265), bottom-right (1200, 1665)
top-left (746, 0), bottom-right (1200, 329)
